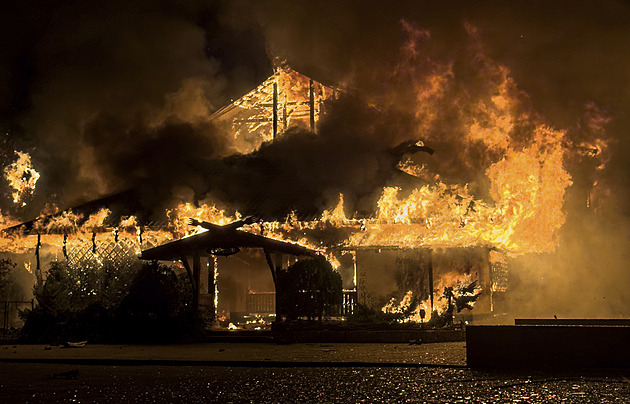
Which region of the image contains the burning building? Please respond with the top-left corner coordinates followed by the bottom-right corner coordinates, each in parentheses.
top-left (0, 15), bottom-right (614, 327)
top-left (0, 64), bottom-right (510, 326)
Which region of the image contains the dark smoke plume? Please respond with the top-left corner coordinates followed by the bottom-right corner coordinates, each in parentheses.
top-left (0, 0), bottom-right (268, 217)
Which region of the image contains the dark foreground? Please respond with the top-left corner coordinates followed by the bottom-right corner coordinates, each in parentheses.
top-left (2, 363), bottom-right (630, 403)
top-left (1, 343), bottom-right (629, 403)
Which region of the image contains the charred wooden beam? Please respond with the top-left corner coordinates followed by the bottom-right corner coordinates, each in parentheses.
top-left (208, 256), bottom-right (217, 316)
top-left (264, 249), bottom-right (277, 286)
top-left (264, 249), bottom-right (279, 322)
top-left (273, 81), bottom-right (278, 139)
top-left (62, 233), bottom-right (68, 260)
top-left (35, 233), bottom-right (42, 283)
top-left (283, 95), bottom-right (287, 130)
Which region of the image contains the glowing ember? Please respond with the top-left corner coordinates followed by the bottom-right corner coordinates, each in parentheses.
top-left (4, 151), bottom-right (40, 206)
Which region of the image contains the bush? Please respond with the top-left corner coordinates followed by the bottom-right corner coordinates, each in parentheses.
top-left (277, 257), bottom-right (342, 322)
top-left (0, 258), bottom-right (16, 301)
top-left (20, 259), bottom-right (202, 343)
top-left (346, 303), bottom-right (404, 324)
top-left (116, 261), bottom-right (198, 343)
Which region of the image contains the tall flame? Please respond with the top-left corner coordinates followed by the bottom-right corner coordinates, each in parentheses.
top-left (4, 151), bottom-right (40, 206)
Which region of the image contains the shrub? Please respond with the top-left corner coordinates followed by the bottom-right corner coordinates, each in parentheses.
top-left (20, 259), bottom-right (201, 343)
top-left (0, 258), bottom-right (16, 301)
top-left (277, 257), bottom-right (342, 322)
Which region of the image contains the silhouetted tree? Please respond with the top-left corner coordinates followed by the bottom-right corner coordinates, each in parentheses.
top-left (0, 258), bottom-right (16, 301)
top-left (116, 261), bottom-right (197, 342)
top-left (277, 257), bottom-right (342, 322)
top-left (20, 259), bottom-right (199, 343)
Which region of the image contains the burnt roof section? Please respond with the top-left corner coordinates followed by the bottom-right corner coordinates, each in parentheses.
top-left (140, 226), bottom-right (318, 261)
top-left (210, 64), bottom-right (339, 154)
top-left (2, 189), bottom-right (152, 235)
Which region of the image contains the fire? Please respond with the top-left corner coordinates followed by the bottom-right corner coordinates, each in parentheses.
top-left (119, 215), bottom-right (138, 229)
top-left (166, 202), bottom-right (241, 238)
top-left (0, 23), bottom-right (613, 326)
top-left (341, 23), bottom-right (579, 255)
top-left (383, 272), bottom-right (481, 323)
top-left (4, 151), bottom-right (40, 206)
top-left (320, 194), bottom-right (349, 225)
top-left (82, 208), bottom-right (111, 229)
top-left (216, 64), bottom-right (337, 153)
top-left (343, 124), bottom-right (572, 255)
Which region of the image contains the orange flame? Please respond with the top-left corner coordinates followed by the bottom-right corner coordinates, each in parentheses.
top-left (4, 151), bottom-right (40, 206)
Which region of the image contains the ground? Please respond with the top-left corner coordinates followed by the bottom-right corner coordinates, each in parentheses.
top-left (1, 342), bottom-right (629, 402)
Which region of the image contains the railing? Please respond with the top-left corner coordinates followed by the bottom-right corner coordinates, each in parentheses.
top-left (246, 291), bottom-right (276, 313)
top-left (341, 290), bottom-right (357, 316)
top-left (247, 290), bottom-right (358, 317)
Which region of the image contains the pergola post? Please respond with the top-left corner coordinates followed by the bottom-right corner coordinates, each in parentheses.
top-left (264, 249), bottom-right (280, 321)
top-left (192, 251), bottom-right (201, 310)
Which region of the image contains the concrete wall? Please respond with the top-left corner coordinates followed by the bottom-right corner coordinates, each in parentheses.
top-left (467, 324), bottom-right (630, 368)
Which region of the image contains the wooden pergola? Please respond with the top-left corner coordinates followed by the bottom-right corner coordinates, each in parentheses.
top-left (140, 220), bottom-right (318, 310)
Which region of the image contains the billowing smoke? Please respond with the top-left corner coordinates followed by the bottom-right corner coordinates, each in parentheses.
top-left (0, 0), bottom-right (268, 217)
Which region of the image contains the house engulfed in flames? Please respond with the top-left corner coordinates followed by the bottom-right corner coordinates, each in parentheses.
top-left (2, 63), bottom-right (583, 326)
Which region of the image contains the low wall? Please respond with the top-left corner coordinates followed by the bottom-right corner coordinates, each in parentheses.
top-left (514, 318), bottom-right (630, 326)
top-left (466, 325), bottom-right (630, 368)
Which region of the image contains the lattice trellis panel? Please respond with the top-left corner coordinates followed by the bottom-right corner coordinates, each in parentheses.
top-left (66, 238), bottom-right (141, 269)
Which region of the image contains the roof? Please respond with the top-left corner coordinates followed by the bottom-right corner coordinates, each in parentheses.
top-left (5, 65), bottom-right (340, 233)
top-left (140, 227), bottom-right (318, 261)
top-left (2, 189), bottom-right (151, 235)
top-left (210, 64), bottom-right (338, 154)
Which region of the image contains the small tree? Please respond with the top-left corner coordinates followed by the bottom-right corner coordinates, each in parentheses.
top-left (277, 257), bottom-right (342, 322)
top-left (116, 261), bottom-right (197, 342)
top-left (0, 258), bottom-right (16, 301)
top-left (20, 259), bottom-right (199, 343)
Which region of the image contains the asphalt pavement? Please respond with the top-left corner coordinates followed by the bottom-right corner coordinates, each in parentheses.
top-left (1, 342), bottom-right (629, 402)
